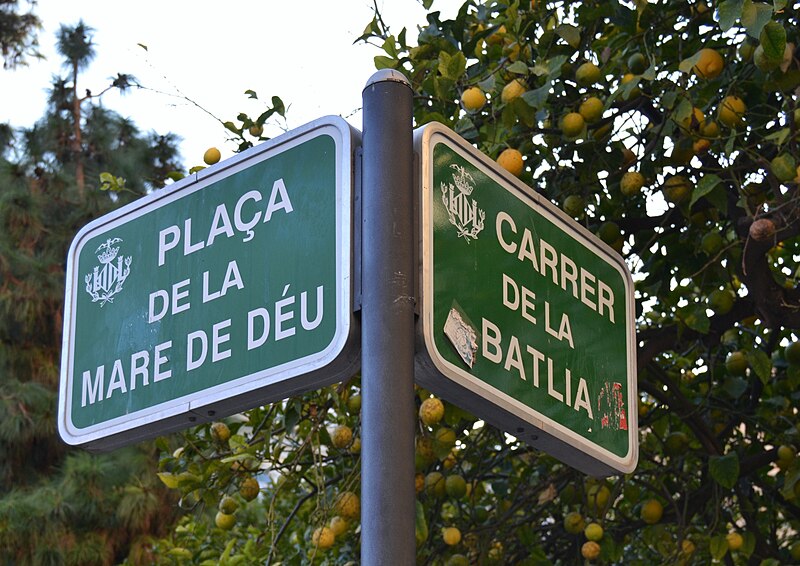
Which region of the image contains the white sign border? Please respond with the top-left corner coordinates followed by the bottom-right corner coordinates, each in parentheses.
top-left (415, 122), bottom-right (638, 475)
top-left (59, 116), bottom-right (358, 450)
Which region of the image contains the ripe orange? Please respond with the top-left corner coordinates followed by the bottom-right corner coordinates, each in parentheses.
top-left (334, 491), bottom-right (361, 520)
top-left (579, 96), bottom-right (604, 123)
top-left (581, 541), bottom-right (601, 560)
top-left (620, 171), bottom-right (645, 196)
top-left (442, 526), bottom-right (462, 545)
top-left (461, 87), bottom-right (487, 111)
top-left (693, 48), bottom-right (724, 79)
top-left (662, 175), bottom-right (692, 204)
top-left (331, 424), bottom-right (353, 449)
top-left (575, 62), bottom-right (602, 87)
top-left (497, 148), bottom-right (524, 177)
top-left (203, 147), bottom-right (221, 165)
top-left (501, 79), bottom-right (526, 104)
top-left (311, 526), bottom-right (335, 549)
top-left (640, 499), bottom-right (663, 524)
top-left (239, 476), bottom-right (260, 501)
top-left (718, 96), bottom-right (746, 128)
top-left (419, 397), bottom-right (446, 426)
top-left (561, 112), bottom-right (585, 137)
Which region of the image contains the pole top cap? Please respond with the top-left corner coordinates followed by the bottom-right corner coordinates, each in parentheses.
top-left (364, 69), bottom-right (411, 91)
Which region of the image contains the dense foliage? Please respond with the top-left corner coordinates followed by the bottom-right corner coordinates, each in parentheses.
top-left (6, 0), bottom-right (800, 564)
top-left (0, 0), bottom-right (40, 69)
top-left (0, 22), bottom-right (183, 565)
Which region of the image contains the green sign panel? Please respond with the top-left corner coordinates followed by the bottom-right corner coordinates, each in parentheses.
top-left (415, 123), bottom-right (637, 475)
top-left (59, 117), bottom-right (359, 451)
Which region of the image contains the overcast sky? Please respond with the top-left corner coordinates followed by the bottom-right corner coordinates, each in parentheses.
top-left (2, 0), bottom-right (463, 167)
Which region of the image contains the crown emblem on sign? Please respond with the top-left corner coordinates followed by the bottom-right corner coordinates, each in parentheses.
top-left (441, 163), bottom-right (485, 242)
top-left (96, 238), bottom-right (121, 264)
top-left (85, 236), bottom-right (132, 307)
top-left (450, 164), bottom-right (475, 196)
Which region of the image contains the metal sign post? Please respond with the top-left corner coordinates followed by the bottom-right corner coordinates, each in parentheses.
top-left (360, 70), bottom-right (416, 563)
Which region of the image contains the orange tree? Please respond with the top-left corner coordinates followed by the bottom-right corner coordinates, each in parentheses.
top-left (146, 0), bottom-right (800, 564)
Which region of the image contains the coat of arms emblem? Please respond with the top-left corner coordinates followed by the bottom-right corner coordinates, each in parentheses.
top-left (84, 237), bottom-right (132, 307)
top-left (441, 163), bottom-right (485, 242)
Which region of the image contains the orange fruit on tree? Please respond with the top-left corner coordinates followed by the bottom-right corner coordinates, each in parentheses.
top-left (419, 396), bottom-right (445, 425)
top-left (311, 526), bottom-right (335, 549)
top-left (620, 171), bottom-right (645, 196)
top-left (718, 96), bottom-right (746, 128)
top-left (461, 87), bottom-right (487, 111)
top-left (497, 148), bottom-right (524, 177)
top-left (662, 175), bottom-right (692, 204)
top-left (561, 112), bottom-right (585, 137)
top-left (579, 96), bottom-right (604, 123)
top-left (501, 79), bottom-right (526, 103)
top-left (641, 498), bottom-right (663, 524)
top-left (203, 147), bottom-right (221, 165)
top-left (442, 526), bottom-right (462, 545)
top-left (575, 62), bottom-right (602, 87)
top-left (693, 48), bottom-right (724, 79)
top-left (581, 541), bottom-right (601, 560)
top-left (334, 491), bottom-right (361, 520)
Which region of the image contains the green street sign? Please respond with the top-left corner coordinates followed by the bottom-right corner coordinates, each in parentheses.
top-left (58, 117), bottom-right (360, 451)
top-left (415, 123), bottom-right (637, 476)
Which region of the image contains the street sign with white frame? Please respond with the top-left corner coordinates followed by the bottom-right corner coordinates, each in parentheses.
top-left (58, 116), bottom-right (359, 451)
top-left (414, 122), bottom-right (637, 476)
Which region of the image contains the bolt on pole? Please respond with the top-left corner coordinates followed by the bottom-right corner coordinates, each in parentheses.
top-left (360, 70), bottom-right (416, 564)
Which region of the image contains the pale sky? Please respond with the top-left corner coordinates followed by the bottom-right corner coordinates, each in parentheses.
top-left (2, 0), bottom-right (463, 168)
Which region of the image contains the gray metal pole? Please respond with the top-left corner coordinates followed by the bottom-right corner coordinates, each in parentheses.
top-left (360, 70), bottom-right (416, 564)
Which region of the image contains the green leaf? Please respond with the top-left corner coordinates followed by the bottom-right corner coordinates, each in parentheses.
top-left (690, 173), bottom-right (722, 208)
top-left (382, 35), bottom-right (398, 58)
top-left (718, 0), bottom-right (744, 31)
top-left (764, 127), bottom-right (790, 147)
top-left (742, 0), bottom-right (773, 38)
top-left (747, 349), bottom-right (772, 383)
top-left (477, 75), bottom-right (496, 92)
top-left (722, 376), bottom-right (748, 399)
top-left (507, 60), bottom-right (529, 75)
top-left (555, 24), bottom-right (581, 49)
top-left (709, 452), bottom-right (740, 489)
top-left (773, 0), bottom-right (787, 9)
top-left (157, 472), bottom-right (180, 489)
top-left (438, 51), bottom-right (466, 81)
top-left (710, 534), bottom-right (730, 560)
top-left (244, 89), bottom-right (258, 99)
top-left (521, 82), bottom-right (551, 109)
top-left (759, 20), bottom-right (786, 60)
top-left (374, 55), bottom-right (397, 70)
top-left (223, 121), bottom-right (239, 134)
top-left (415, 501), bottom-right (428, 546)
top-left (679, 52), bottom-right (702, 74)
top-left (679, 305), bottom-right (710, 334)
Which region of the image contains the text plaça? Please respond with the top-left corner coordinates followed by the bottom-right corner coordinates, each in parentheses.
top-left (156, 178), bottom-right (293, 267)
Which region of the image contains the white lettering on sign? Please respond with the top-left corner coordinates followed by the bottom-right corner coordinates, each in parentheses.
top-left (186, 319), bottom-right (232, 372)
top-left (247, 285), bottom-right (325, 350)
top-left (81, 341), bottom-right (173, 407)
top-left (481, 317), bottom-right (593, 419)
top-left (495, 211), bottom-right (615, 323)
top-left (157, 178), bottom-right (294, 267)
